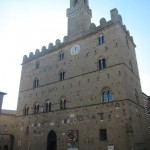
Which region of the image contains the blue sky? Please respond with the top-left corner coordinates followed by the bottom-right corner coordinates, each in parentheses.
top-left (0, 0), bottom-right (150, 110)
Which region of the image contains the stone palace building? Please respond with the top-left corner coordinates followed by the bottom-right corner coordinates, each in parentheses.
top-left (0, 0), bottom-right (150, 150)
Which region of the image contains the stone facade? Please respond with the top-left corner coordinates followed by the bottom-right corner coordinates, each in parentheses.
top-left (0, 112), bottom-right (16, 150)
top-left (0, 93), bottom-right (16, 150)
top-left (1, 0), bottom-right (150, 150)
top-left (143, 92), bottom-right (150, 148)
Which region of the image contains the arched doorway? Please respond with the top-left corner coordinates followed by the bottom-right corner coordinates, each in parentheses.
top-left (47, 130), bottom-right (57, 150)
top-left (3, 145), bottom-right (8, 150)
top-left (10, 135), bottom-right (15, 150)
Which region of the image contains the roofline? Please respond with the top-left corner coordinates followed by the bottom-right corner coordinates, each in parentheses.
top-left (142, 92), bottom-right (149, 97)
top-left (0, 92), bottom-right (7, 95)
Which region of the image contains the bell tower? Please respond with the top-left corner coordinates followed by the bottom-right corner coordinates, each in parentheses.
top-left (67, 0), bottom-right (92, 37)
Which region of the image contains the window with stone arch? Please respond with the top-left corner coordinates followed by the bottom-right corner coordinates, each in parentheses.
top-left (59, 70), bottom-right (65, 81)
top-left (60, 97), bottom-right (67, 110)
top-left (98, 58), bottom-right (106, 70)
top-left (23, 105), bottom-right (29, 116)
top-left (23, 106), bottom-right (26, 116)
top-left (101, 87), bottom-right (113, 103)
top-left (33, 77), bottom-right (39, 88)
top-left (35, 61), bottom-right (40, 70)
top-left (45, 100), bottom-right (51, 112)
top-left (98, 33), bottom-right (105, 45)
top-left (59, 51), bottom-right (64, 60)
top-left (135, 89), bottom-right (139, 104)
top-left (34, 102), bottom-right (39, 114)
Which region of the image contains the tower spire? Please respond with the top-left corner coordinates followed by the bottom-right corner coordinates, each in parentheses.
top-left (67, 0), bottom-right (92, 37)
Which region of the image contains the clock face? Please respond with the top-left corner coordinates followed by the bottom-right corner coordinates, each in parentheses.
top-left (70, 44), bottom-right (80, 55)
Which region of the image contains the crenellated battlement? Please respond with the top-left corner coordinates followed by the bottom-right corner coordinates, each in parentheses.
top-left (22, 8), bottom-right (134, 64)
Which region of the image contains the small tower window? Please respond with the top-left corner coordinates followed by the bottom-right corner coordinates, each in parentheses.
top-left (60, 100), bottom-right (63, 110)
top-left (49, 103), bottom-right (51, 112)
top-left (102, 59), bottom-right (106, 68)
top-left (59, 71), bottom-right (65, 81)
top-left (33, 77), bottom-right (39, 88)
top-left (35, 61), bottom-right (40, 69)
top-left (59, 52), bottom-right (64, 60)
top-left (37, 105), bottom-right (39, 113)
top-left (98, 35), bottom-right (105, 45)
top-left (26, 107), bottom-right (29, 115)
top-left (64, 100), bottom-right (66, 109)
top-left (98, 59), bottom-right (106, 70)
top-left (45, 103), bottom-right (48, 112)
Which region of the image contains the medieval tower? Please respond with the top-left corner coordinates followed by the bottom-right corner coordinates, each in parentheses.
top-left (2, 0), bottom-right (148, 150)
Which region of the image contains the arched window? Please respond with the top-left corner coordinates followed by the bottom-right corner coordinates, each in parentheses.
top-left (103, 92), bottom-right (108, 103)
top-left (64, 100), bottom-right (66, 109)
top-left (26, 107), bottom-right (29, 115)
top-left (59, 71), bottom-right (65, 81)
top-left (45, 101), bottom-right (51, 112)
top-left (102, 59), bottom-right (106, 68)
top-left (49, 103), bottom-right (51, 112)
top-left (23, 105), bottom-right (29, 116)
top-left (99, 60), bottom-right (102, 70)
top-left (59, 52), bottom-right (64, 60)
top-left (33, 77), bottom-right (39, 88)
top-left (60, 97), bottom-right (67, 110)
top-left (45, 103), bottom-right (48, 112)
top-left (60, 100), bottom-right (63, 110)
top-left (98, 34), bottom-right (105, 45)
top-left (108, 91), bottom-right (112, 102)
top-left (23, 107), bottom-right (26, 116)
top-left (35, 61), bottom-right (40, 69)
top-left (34, 103), bottom-right (39, 114)
top-left (98, 59), bottom-right (106, 70)
top-left (37, 105), bottom-right (39, 113)
top-left (101, 88), bottom-right (112, 103)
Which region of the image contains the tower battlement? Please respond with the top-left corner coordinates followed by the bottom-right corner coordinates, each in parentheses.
top-left (22, 8), bottom-right (134, 64)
